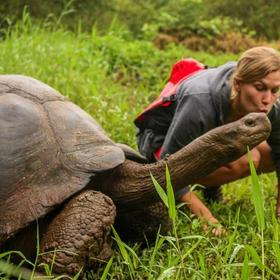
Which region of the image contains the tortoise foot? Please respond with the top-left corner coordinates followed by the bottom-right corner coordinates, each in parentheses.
top-left (39, 190), bottom-right (116, 276)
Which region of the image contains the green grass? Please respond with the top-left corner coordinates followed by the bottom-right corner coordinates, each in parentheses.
top-left (0, 17), bottom-right (237, 148)
top-left (0, 18), bottom-right (280, 279)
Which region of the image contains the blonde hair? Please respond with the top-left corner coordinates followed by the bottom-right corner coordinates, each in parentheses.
top-left (231, 46), bottom-right (280, 99)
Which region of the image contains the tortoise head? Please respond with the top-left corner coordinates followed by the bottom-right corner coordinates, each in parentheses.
top-left (238, 112), bottom-right (271, 147)
top-left (207, 112), bottom-right (271, 154)
top-left (98, 112), bottom-right (272, 209)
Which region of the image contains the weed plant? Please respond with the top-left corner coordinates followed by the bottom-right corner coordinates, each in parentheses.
top-left (0, 17), bottom-right (279, 279)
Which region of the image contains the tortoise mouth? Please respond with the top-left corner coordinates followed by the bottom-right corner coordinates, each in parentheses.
top-left (241, 126), bottom-right (271, 148)
top-left (247, 132), bottom-right (270, 147)
top-left (241, 112), bottom-right (271, 142)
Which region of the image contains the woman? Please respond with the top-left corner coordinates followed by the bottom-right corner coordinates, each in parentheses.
top-left (135, 46), bottom-right (280, 235)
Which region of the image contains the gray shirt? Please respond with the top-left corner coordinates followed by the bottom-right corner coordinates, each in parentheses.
top-left (161, 62), bottom-right (280, 178)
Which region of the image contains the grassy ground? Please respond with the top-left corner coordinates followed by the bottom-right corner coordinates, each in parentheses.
top-left (0, 21), bottom-right (280, 279)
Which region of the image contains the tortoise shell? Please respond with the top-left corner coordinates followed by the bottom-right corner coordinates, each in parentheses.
top-left (0, 75), bottom-right (126, 243)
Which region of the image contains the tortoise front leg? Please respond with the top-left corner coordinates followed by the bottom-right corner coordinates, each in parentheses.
top-left (39, 190), bottom-right (116, 276)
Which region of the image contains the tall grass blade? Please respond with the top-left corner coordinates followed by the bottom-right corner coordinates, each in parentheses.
top-left (224, 231), bottom-right (237, 264)
top-left (0, 260), bottom-right (32, 280)
top-left (158, 266), bottom-right (177, 280)
top-left (247, 148), bottom-right (265, 279)
top-left (0, 251), bottom-right (32, 265)
top-left (100, 256), bottom-right (113, 280)
top-left (165, 164), bottom-right (177, 222)
top-left (247, 148), bottom-right (265, 230)
top-left (182, 241), bottom-right (201, 260)
top-left (31, 220), bottom-right (41, 278)
top-left (52, 275), bottom-right (73, 280)
top-left (198, 254), bottom-right (208, 278)
top-left (122, 243), bottom-right (140, 269)
top-left (240, 253), bottom-right (249, 280)
top-left (111, 226), bottom-right (135, 278)
top-left (244, 245), bottom-right (264, 269)
top-left (148, 227), bottom-right (165, 280)
top-left (229, 244), bottom-right (244, 264)
top-left (72, 267), bottom-right (83, 280)
top-left (151, 172), bottom-right (168, 208)
top-left (272, 212), bottom-right (280, 269)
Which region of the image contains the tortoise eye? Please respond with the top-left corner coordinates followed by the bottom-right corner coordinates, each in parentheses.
top-left (245, 118), bottom-right (255, 127)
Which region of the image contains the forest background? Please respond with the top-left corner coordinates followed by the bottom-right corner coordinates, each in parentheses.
top-left (2, 0), bottom-right (280, 51)
top-left (1, 0), bottom-right (280, 279)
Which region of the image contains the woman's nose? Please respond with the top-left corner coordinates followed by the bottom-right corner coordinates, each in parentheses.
top-left (262, 91), bottom-right (274, 104)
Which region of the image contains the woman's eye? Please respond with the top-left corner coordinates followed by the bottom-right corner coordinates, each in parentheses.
top-left (255, 84), bottom-right (264, 91)
top-left (272, 87), bottom-right (280, 95)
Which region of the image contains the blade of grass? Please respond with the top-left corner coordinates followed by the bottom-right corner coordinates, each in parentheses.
top-left (198, 254), bottom-right (208, 278)
top-left (240, 253), bottom-right (249, 280)
top-left (229, 244), bottom-right (244, 264)
top-left (247, 148), bottom-right (265, 231)
top-left (224, 231), bottom-right (237, 264)
top-left (182, 238), bottom-right (204, 260)
top-left (165, 164), bottom-right (177, 222)
top-left (31, 219), bottom-right (40, 279)
top-left (100, 256), bottom-right (114, 280)
top-left (158, 266), bottom-right (177, 280)
top-left (244, 245), bottom-right (264, 270)
top-left (111, 226), bottom-right (135, 278)
top-left (148, 227), bottom-right (166, 280)
top-left (72, 267), bottom-right (83, 280)
top-left (122, 243), bottom-right (140, 269)
top-left (271, 211), bottom-right (280, 270)
top-left (0, 260), bottom-right (32, 280)
top-left (247, 148), bottom-right (265, 280)
top-left (151, 172), bottom-right (168, 208)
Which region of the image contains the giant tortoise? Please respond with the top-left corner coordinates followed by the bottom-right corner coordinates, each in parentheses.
top-left (0, 75), bottom-right (271, 275)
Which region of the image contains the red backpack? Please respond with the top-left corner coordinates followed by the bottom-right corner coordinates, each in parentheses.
top-left (134, 58), bottom-right (205, 160)
top-left (135, 58), bottom-right (205, 124)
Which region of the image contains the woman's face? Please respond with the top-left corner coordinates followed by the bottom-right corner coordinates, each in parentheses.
top-left (234, 70), bottom-right (280, 117)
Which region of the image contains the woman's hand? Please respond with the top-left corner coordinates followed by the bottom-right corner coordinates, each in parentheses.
top-left (203, 217), bottom-right (226, 237)
top-left (180, 191), bottom-right (226, 236)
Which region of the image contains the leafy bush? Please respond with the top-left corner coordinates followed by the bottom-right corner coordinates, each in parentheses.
top-left (181, 32), bottom-right (265, 54)
top-left (1, 0), bottom-right (280, 42)
top-left (204, 0), bottom-right (280, 40)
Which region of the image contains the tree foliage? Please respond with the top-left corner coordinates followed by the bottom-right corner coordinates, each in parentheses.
top-left (205, 0), bottom-right (280, 40)
top-left (0, 0), bottom-right (279, 40)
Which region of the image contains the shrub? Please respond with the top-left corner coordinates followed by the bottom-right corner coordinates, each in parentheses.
top-left (204, 0), bottom-right (280, 40)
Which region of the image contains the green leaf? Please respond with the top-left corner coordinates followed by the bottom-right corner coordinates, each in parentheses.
top-left (111, 226), bottom-right (135, 278)
top-left (165, 164), bottom-right (177, 222)
top-left (272, 213), bottom-right (280, 269)
top-left (240, 253), bottom-right (249, 280)
top-left (151, 172), bottom-right (168, 208)
top-left (148, 227), bottom-right (166, 280)
top-left (247, 148), bottom-right (265, 231)
top-left (0, 260), bottom-right (33, 280)
top-left (244, 245), bottom-right (264, 270)
top-left (100, 256), bottom-right (113, 280)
